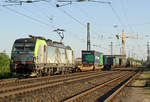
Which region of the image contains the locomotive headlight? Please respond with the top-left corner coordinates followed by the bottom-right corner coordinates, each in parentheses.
top-left (33, 57), bottom-right (36, 62)
top-left (11, 59), bottom-right (14, 63)
top-left (11, 57), bottom-right (14, 63)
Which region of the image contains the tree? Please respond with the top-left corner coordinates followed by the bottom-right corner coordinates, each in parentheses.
top-left (0, 51), bottom-right (10, 74)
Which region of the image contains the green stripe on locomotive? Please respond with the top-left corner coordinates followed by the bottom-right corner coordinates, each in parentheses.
top-left (34, 39), bottom-right (47, 64)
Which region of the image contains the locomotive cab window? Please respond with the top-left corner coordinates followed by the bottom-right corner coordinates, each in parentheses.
top-left (12, 42), bottom-right (35, 52)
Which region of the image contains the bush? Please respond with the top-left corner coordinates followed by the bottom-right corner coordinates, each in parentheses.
top-left (0, 51), bottom-right (10, 77)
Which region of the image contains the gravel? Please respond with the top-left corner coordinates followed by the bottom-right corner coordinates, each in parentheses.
top-left (1, 71), bottom-right (128, 102)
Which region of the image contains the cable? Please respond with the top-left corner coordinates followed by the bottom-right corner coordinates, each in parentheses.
top-left (106, 0), bottom-right (126, 29)
top-left (21, 5), bottom-right (51, 23)
top-left (119, 0), bottom-right (135, 34)
top-left (3, 6), bottom-right (56, 29)
top-left (46, 1), bottom-right (86, 27)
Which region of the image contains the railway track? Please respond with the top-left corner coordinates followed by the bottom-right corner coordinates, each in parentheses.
top-left (63, 71), bottom-right (139, 102)
top-left (0, 67), bottom-right (138, 87)
top-left (0, 68), bottom-right (140, 102)
top-left (104, 71), bottom-right (140, 102)
top-left (0, 71), bottom-right (108, 87)
top-left (0, 71), bottom-right (120, 101)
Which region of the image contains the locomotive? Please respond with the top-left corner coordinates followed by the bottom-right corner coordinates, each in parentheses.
top-left (10, 35), bottom-right (77, 76)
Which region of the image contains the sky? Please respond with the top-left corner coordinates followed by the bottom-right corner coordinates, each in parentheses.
top-left (0, 0), bottom-right (150, 60)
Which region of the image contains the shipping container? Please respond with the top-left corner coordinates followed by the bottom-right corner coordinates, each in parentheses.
top-left (81, 50), bottom-right (104, 71)
top-left (82, 50), bottom-right (103, 65)
top-left (103, 55), bottom-right (116, 69)
top-left (113, 57), bottom-right (120, 67)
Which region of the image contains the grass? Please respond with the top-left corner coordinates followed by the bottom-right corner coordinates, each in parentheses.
top-left (143, 68), bottom-right (150, 94)
top-left (0, 72), bottom-right (17, 79)
top-left (0, 64), bottom-right (11, 79)
top-left (0, 65), bottom-right (17, 79)
top-left (144, 87), bottom-right (150, 94)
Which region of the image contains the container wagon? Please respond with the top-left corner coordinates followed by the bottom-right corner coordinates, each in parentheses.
top-left (113, 57), bottom-right (120, 68)
top-left (103, 55), bottom-right (122, 70)
top-left (103, 56), bottom-right (113, 70)
top-left (81, 50), bottom-right (104, 71)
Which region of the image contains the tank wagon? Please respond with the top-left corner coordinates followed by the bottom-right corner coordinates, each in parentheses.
top-left (10, 35), bottom-right (77, 76)
top-left (81, 50), bottom-right (104, 71)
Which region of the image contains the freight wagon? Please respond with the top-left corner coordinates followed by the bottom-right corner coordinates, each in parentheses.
top-left (103, 55), bottom-right (126, 70)
top-left (81, 50), bottom-right (104, 71)
top-left (10, 35), bottom-right (78, 76)
top-left (103, 56), bottom-right (114, 70)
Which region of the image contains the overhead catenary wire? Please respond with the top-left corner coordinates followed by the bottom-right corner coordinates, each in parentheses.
top-left (106, 0), bottom-right (127, 29)
top-left (3, 6), bottom-right (57, 29)
top-left (46, 1), bottom-right (95, 46)
top-left (21, 5), bottom-right (52, 23)
top-left (2, 1), bottom-right (87, 44)
top-left (119, 0), bottom-right (135, 34)
top-left (53, 2), bottom-right (112, 51)
top-left (46, 1), bottom-right (86, 27)
top-left (70, 2), bottom-right (113, 47)
top-left (37, 0), bottom-right (119, 49)
top-left (32, 4), bottom-right (52, 19)
top-left (21, 4), bottom-right (59, 28)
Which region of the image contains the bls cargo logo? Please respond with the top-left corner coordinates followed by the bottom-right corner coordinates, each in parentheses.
top-left (85, 55), bottom-right (94, 62)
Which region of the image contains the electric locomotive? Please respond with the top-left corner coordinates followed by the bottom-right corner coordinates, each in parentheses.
top-left (10, 35), bottom-right (77, 76)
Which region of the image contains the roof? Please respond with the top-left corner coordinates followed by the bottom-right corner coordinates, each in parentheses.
top-left (104, 55), bottom-right (126, 58)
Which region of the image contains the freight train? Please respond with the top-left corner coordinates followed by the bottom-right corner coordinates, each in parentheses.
top-left (10, 35), bottom-right (129, 77)
top-left (10, 35), bottom-right (78, 76)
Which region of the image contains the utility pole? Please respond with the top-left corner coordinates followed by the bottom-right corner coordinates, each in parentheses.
top-left (87, 22), bottom-right (90, 51)
top-left (147, 42), bottom-right (150, 62)
top-left (120, 47), bottom-right (121, 55)
top-left (110, 41), bottom-right (113, 55)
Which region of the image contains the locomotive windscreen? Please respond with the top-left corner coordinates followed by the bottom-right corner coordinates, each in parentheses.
top-left (12, 40), bottom-right (35, 52)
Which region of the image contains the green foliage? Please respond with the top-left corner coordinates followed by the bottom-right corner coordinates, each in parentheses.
top-left (127, 57), bottom-right (143, 64)
top-left (0, 51), bottom-right (10, 76)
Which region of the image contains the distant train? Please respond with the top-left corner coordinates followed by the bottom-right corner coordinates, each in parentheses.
top-left (10, 35), bottom-right (78, 76)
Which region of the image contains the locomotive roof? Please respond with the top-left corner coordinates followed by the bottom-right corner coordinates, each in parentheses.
top-left (14, 38), bottom-right (36, 43)
top-left (14, 37), bottom-right (72, 50)
top-left (82, 50), bottom-right (103, 54)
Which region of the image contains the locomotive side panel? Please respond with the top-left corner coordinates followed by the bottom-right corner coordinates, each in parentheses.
top-left (66, 49), bottom-right (74, 64)
top-left (47, 46), bottom-right (57, 63)
top-left (34, 39), bottom-right (47, 64)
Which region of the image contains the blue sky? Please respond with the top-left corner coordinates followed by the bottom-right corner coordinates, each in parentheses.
top-left (0, 0), bottom-right (150, 60)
